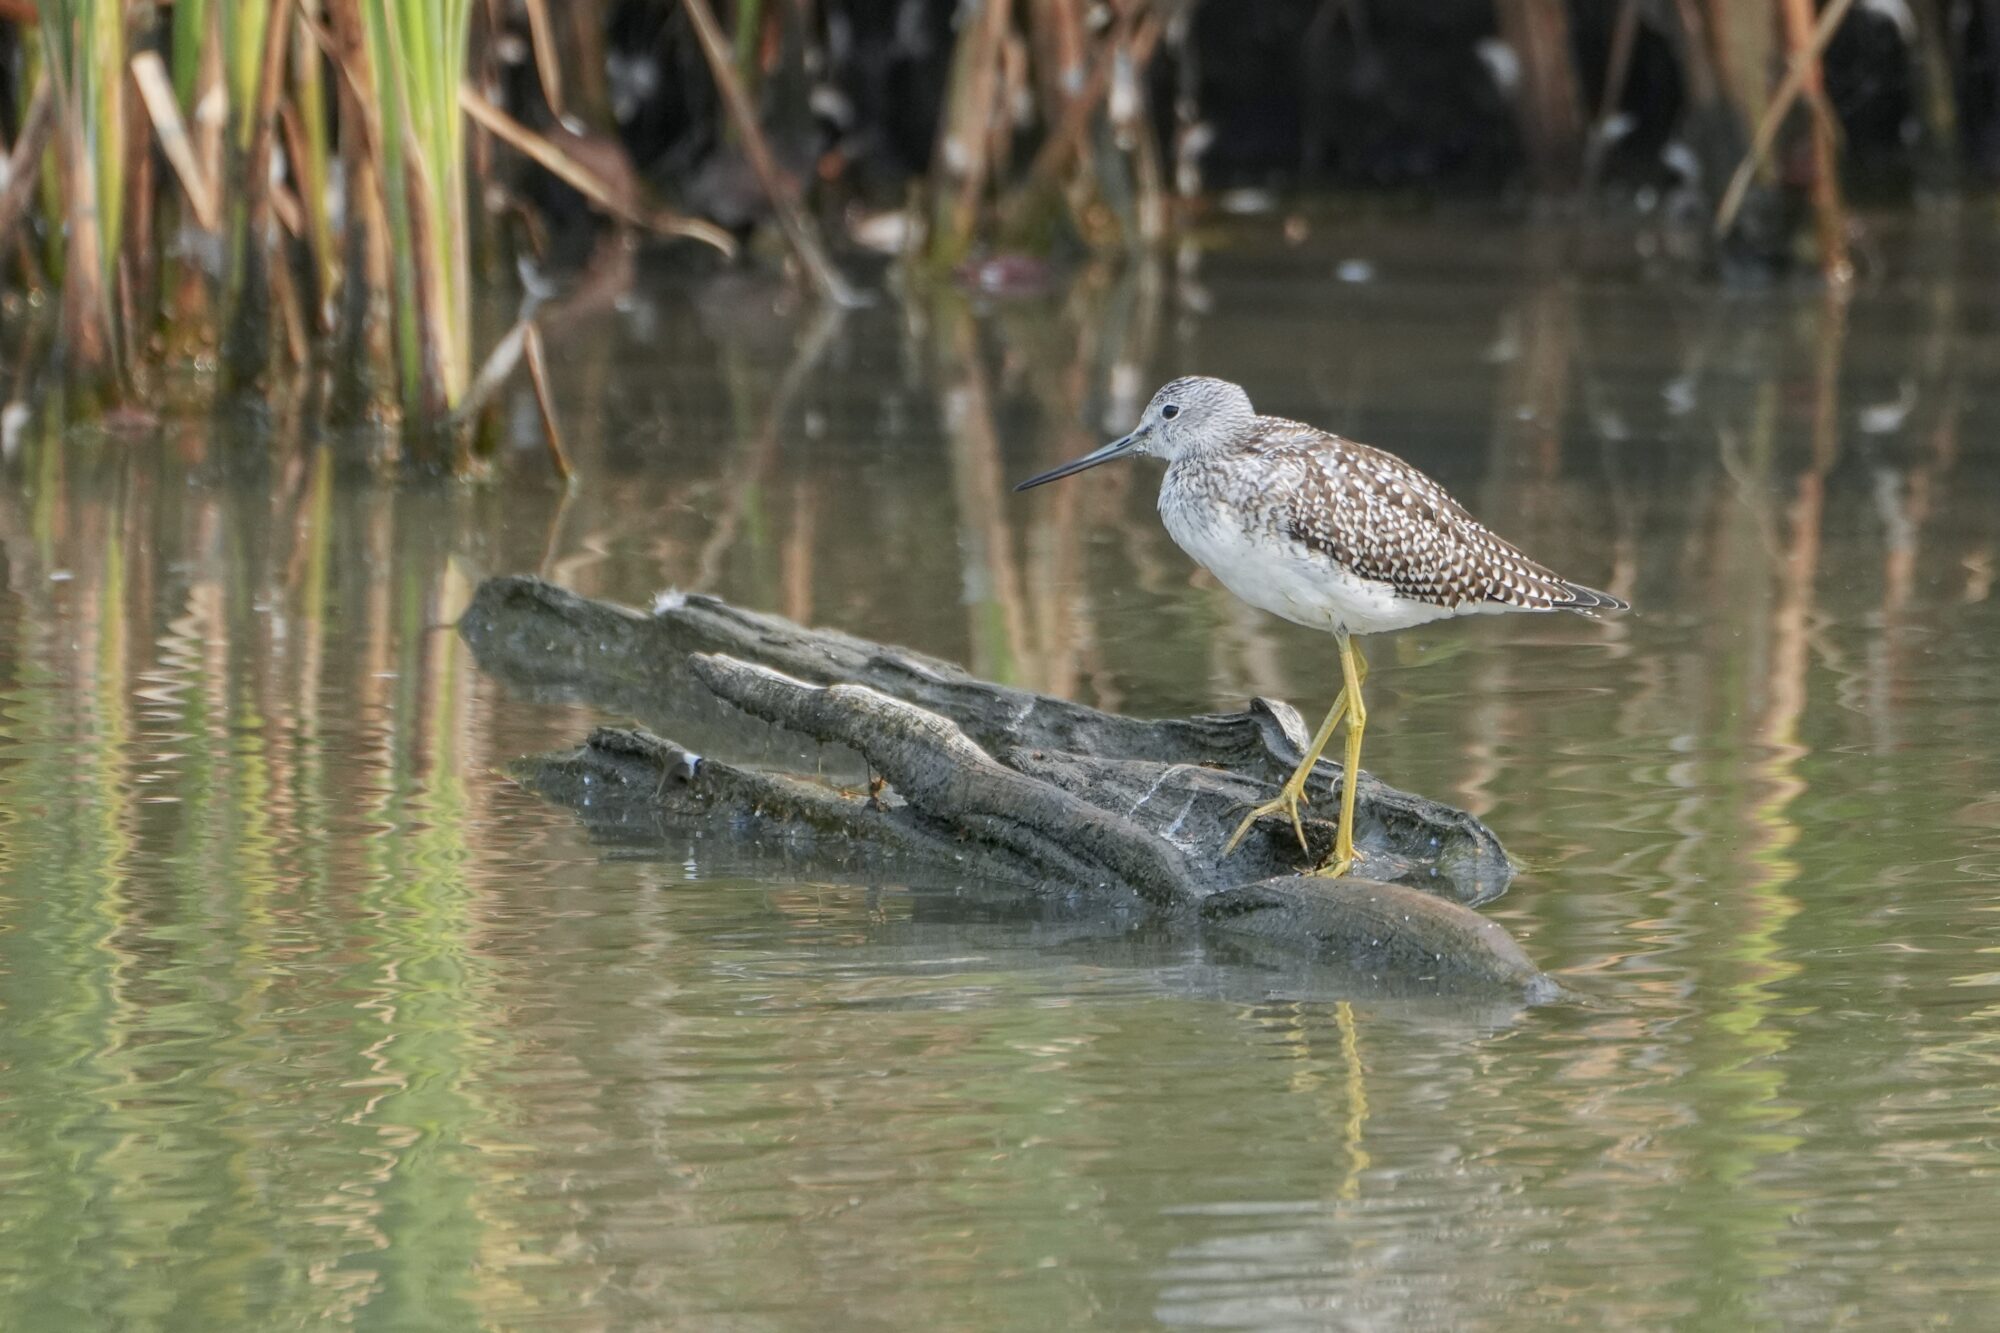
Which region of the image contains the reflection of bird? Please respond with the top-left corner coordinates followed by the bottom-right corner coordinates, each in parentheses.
top-left (1016, 376), bottom-right (1626, 878)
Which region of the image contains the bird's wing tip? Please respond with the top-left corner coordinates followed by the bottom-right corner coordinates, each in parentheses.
top-left (1561, 583), bottom-right (1630, 613)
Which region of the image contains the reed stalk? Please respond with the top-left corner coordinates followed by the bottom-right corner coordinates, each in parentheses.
top-left (929, 0), bottom-right (1173, 260)
top-left (1775, 0), bottom-right (1851, 283)
top-left (355, 0), bottom-right (476, 448)
top-left (0, 77), bottom-right (53, 258)
top-left (289, 6), bottom-right (336, 322)
top-left (929, 0), bottom-right (1015, 261)
top-left (1702, 0), bottom-right (1776, 135)
top-left (220, 0), bottom-right (291, 388)
top-left (1494, 0), bottom-right (1583, 192)
top-left (1580, 0), bottom-right (1641, 192)
top-left (561, 0), bottom-right (615, 128)
top-left (39, 0), bottom-right (125, 393)
top-left (222, 0), bottom-right (272, 155)
top-left (1907, 0), bottom-right (1958, 187)
top-left (680, 0), bottom-right (856, 304)
top-left (732, 0), bottom-right (764, 94)
top-left (523, 0), bottom-right (566, 120)
top-left (1713, 0), bottom-right (1858, 281)
top-left (170, 0), bottom-right (208, 108)
top-left (996, 5), bottom-right (1159, 251)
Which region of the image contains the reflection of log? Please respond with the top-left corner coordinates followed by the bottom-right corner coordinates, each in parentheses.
top-left (462, 576), bottom-right (1557, 1000)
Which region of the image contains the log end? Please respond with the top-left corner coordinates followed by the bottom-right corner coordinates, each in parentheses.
top-left (1201, 874), bottom-right (1562, 1002)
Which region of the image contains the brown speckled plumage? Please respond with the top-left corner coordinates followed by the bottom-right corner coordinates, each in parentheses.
top-left (1214, 419), bottom-right (1621, 613)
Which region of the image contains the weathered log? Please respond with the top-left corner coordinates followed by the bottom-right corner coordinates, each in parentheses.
top-left (462, 576), bottom-right (1512, 901)
top-left (466, 575), bottom-right (1556, 999)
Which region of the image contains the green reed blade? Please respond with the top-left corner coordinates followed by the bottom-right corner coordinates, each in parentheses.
top-left (359, 0), bottom-right (474, 428)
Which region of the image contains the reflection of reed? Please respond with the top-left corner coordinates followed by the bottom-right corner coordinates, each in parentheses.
top-left (782, 476), bottom-right (817, 625)
top-left (943, 306), bottom-right (1035, 686)
top-left (941, 262), bottom-right (1170, 697)
top-left (1209, 596), bottom-right (1292, 706)
top-left (1010, 374), bottom-right (1096, 702)
top-left (1655, 293), bottom-right (1852, 1311)
top-left (1871, 262), bottom-right (1962, 713)
top-left (1453, 274), bottom-right (1583, 816)
top-left (0, 432), bottom-right (529, 1324)
top-left (689, 305), bottom-right (842, 596)
top-left (1490, 273), bottom-right (1573, 482)
top-left (1758, 293), bottom-right (1843, 756)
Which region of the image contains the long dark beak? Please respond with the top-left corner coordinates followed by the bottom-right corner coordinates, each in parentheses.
top-left (1013, 429), bottom-right (1146, 492)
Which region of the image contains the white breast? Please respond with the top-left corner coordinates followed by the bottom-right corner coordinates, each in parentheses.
top-left (1158, 486), bottom-right (1454, 637)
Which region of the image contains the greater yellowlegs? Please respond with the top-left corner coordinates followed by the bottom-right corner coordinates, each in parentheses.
top-left (1015, 375), bottom-right (1627, 878)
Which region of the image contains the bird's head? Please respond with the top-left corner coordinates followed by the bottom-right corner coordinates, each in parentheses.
top-left (1014, 376), bottom-right (1255, 492)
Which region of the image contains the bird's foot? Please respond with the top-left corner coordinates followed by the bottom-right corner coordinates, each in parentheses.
top-left (1310, 846), bottom-right (1364, 879)
top-left (1221, 782), bottom-right (1312, 857)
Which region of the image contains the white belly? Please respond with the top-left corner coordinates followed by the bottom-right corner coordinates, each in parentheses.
top-left (1160, 496), bottom-right (1454, 636)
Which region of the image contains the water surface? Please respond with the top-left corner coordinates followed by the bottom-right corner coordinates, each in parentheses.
top-left (2, 216), bottom-right (1997, 1328)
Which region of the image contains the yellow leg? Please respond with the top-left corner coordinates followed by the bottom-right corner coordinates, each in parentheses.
top-left (1222, 638), bottom-right (1370, 858)
top-left (1223, 689), bottom-right (1347, 855)
top-left (1314, 631), bottom-right (1368, 878)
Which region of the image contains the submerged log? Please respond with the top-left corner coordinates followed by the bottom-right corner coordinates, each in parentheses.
top-left (462, 575), bottom-right (1558, 1001)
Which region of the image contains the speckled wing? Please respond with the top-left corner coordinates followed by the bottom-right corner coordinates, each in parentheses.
top-left (1254, 421), bottom-right (1625, 613)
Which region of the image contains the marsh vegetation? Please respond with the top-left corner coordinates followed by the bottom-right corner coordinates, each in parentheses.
top-left (0, 0), bottom-right (1986, 466)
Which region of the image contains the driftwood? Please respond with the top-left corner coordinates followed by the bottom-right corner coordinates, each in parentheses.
top-left (460, 576), bottom-right (1560, 1002)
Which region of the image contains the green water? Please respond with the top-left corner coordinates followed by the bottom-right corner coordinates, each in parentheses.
top-left (2, 218), bottom-right (1998, 1328)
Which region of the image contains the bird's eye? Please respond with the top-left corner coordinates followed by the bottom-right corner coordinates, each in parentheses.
top-left (1160, 404), bottom-right (1180, 420)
